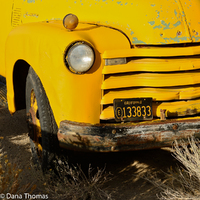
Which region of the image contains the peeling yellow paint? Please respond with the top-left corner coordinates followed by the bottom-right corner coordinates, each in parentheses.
top-left (1, 0), bottom-right (200, 125)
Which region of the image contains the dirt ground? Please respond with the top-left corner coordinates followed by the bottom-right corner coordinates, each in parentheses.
top-left (0, 107), bottom-right (181, 200)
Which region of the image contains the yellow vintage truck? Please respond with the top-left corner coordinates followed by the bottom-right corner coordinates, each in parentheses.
top-left (1, 0), bottom-right (200, 170)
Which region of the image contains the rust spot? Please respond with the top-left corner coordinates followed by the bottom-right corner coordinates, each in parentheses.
top-left (160, 109), bottom-right (166, 121)
top-left (112, 129), bottom-right (116, 134)
top-left (58, 118), bottom-right (200, 152)
top-left (177, 30), bottom-right (182, 36)
top-left (173, 124), bottom-right (178, 130)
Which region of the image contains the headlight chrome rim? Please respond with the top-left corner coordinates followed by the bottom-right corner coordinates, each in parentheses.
top-left (65, 42), bottom-right (95, 74)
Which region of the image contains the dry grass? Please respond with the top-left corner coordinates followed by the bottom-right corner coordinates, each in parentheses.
top-left (147, 137), bottom-right (200, 200)
top-left (3, 134), bottom-right (200, 200)
top-left (0, 147), bottom-right (111, 200)
top-left (0, 153), bottom-right (36, 195)
top-left (0, 136), bottom-right (36, 196)
top-left (43, 157), bottom-right (112, 200)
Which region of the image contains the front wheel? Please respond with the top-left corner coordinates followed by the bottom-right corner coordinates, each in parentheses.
top-left (26, 67), bottom-right (59, 172)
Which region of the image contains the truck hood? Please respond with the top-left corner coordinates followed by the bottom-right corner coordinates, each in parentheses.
top-left (69, 0), bottom-right (198, 45)
top-left (20, 0), bottom-right (200, 45)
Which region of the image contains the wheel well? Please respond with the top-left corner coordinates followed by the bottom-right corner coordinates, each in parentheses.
top-left (13, 60), bottom-right (30, 110)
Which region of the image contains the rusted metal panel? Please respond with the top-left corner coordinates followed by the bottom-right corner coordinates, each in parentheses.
top-left (57, 119), bottom-right (200, 152)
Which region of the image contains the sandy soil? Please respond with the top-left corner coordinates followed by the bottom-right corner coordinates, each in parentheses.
top-left (0, 107), bottom-right (181, 200)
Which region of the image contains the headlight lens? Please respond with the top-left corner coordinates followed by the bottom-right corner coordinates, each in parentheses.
top-left (66, 43), bottom-right (95, 74)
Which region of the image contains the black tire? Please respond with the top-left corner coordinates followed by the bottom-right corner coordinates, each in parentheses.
top-left (26, 67), bottom-right (59, 173)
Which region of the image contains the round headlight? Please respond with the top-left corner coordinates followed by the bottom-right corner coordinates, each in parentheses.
top-left (66, 43), bottom-right (95, 74)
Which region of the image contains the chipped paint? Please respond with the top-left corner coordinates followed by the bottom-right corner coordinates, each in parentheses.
top-left (192, 36), bottom-right (200, 42)
top-left (148, 21), bottom-right (155, 26)
top-left (4, 0), bottom-right (200, 155)
top-left (180, 0), bottom-right (200, 43)
top-left (161, 20), bottom-right (170, 30)
top-left (156, 10), bottom-right (160, 19)
top-left (24, 12), bottom-right (39, 18)
top-left (173, 20), bottom-right (181, 27)
top-left (153, 25), bottom-right (162, 29)
top-left (132, 37), bottom-right (146, 44)
top-left (9, 0), bottom-right (199, 46)
top-left (174, 9), bottom-right (178, 16)
top-left (181, 11), bottom-right (185, 17)
top-left (27, 0), bottom-right (35, 3)
top-left (163, 36), bottom-right (190, 43)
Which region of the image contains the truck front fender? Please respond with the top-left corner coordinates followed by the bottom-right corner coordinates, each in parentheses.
top-left (5, 20), bottom-right (130, 125)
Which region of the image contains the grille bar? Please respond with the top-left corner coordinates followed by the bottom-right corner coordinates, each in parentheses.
top-left (103, 45), bottom-right (200, 59)
top-left (102, 71), bottom-right (200, 90)
top-left (101, 86), bottom-right (200, 105)
top-left (103, 57), bottom-right (200, 74)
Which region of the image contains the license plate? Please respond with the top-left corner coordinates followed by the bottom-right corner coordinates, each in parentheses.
top-left (113, 98), bottom-right (153, 122)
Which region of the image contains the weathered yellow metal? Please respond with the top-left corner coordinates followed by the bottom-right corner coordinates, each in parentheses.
top-left (100, 99), bottom-right (200, 120)
top-left (5, 21), bottom-right (129, 125)
top-left (103, 58), bottom-right (200, 74)
top-left (103, 46), bottom-right (200, 59)
top-left (8, 0), bottom-right (195, 45)
top-left (101, 87), bottom-right (200, 105)
top-left (0, 2), bottom-right (13, 77)
top-left (180, 0), bottom-right (200, 43)
top-left (30, 90), bottom-right (42, 153)
top-left (102, 72), bottom-right (200, 90)
top-left (1, 0), bottom-right (200, 134)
